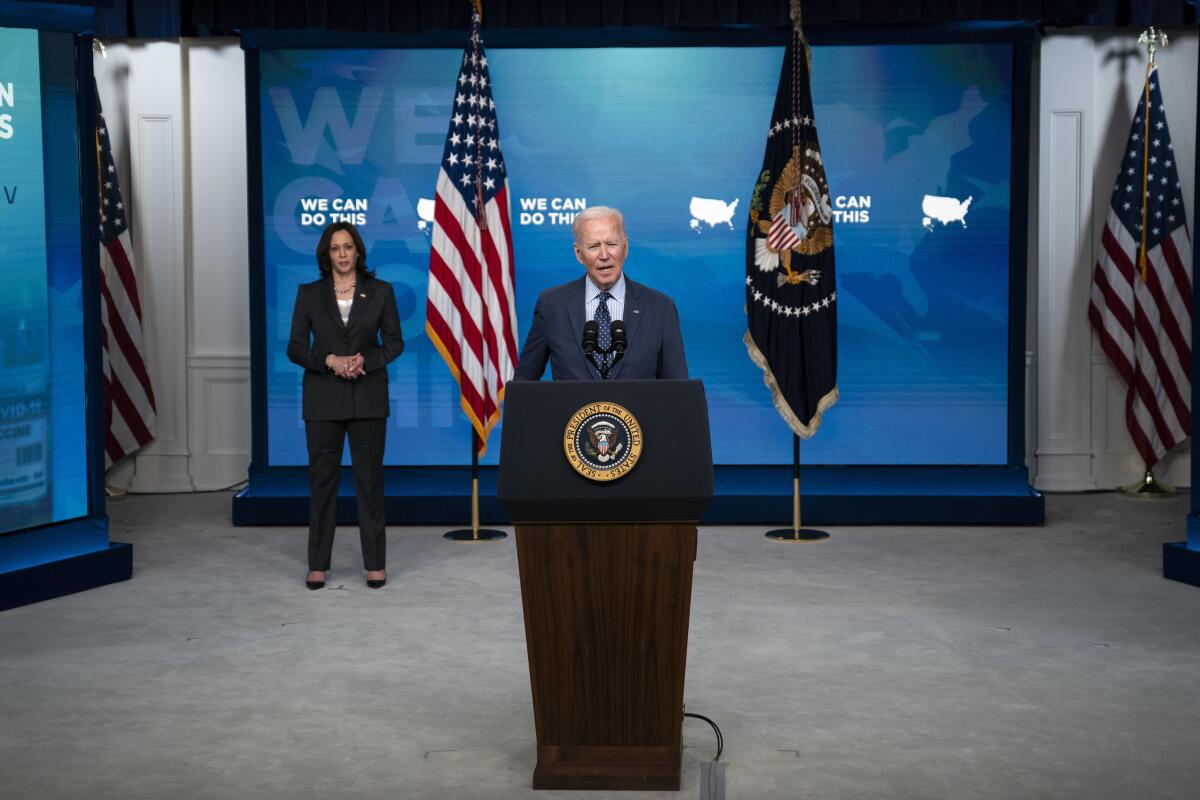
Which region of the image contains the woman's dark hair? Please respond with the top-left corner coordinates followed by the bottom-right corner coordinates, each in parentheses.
top-left (315, 221), bottom-right (374, 279)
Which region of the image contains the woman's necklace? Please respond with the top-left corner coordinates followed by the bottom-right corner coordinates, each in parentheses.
top-left (334, 282), bottom-right (356, 297)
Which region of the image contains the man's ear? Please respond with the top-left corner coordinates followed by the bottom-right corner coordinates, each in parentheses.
top-left (573, 244), bottom-right (585, 266)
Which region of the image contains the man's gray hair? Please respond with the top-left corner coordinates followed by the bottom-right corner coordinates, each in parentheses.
top-left (572, 206), bottom-right (626, 243)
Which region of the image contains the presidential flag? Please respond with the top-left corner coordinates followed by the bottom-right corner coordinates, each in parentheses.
top-left (1088, 64), bottom-right (1192, 470)
top-left (425, 10), bottom-right (517, 456)
top-left (744, 25), bottom-right (837, 438)
top-left (96, 83), bottom-right (157, 466)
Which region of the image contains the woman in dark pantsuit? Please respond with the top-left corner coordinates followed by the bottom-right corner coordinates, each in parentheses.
top-left (287, 221), bottom-right (404, 590)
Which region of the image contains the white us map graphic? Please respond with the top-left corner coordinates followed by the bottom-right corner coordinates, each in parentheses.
top-left (416, 198), bottom-right (435, 234)
top-left (689, 197), bottom-right (740, 232)
top-left (921, 194), bottom-right (972, 230)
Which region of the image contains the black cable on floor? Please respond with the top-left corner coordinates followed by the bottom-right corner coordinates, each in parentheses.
top-left (685, 712), bottom-right (723, 761)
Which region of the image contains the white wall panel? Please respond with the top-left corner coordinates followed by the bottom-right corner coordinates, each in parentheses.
top-left (184, 40), bottom-right (251, 489)
top-left (184, 41), bottom-right (249, 358)
top-left (187, 355), bottom-right (250, 490)
top-left (1036, 34), bottom-right (1097, 491)
top-left (134, 114), bottom-right (182, 439)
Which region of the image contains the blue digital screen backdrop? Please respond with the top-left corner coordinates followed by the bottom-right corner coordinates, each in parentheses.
top-left (0, 28), bottom-right (88, 536)
top-left (258, 42), bottom-right (1013, 467)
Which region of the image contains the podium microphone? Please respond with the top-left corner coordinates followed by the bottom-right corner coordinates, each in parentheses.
top-left (610, 320), bottom-right (627, 356)
top-left (582, 320), bottom-right (599, 356)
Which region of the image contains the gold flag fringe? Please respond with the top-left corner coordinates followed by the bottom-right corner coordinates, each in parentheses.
top-left (743, 331), bottom-right (838, 439)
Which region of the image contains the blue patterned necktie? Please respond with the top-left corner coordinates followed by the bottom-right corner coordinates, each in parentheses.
top-left (593, 291), bottom-right (612, 375)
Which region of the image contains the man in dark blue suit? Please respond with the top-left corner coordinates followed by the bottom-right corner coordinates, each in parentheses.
top-left (514, 206), bottom-right (688, 381)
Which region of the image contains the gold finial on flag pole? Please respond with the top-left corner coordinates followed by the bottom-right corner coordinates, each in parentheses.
top-left (1137, 27), bottom-right (1168, 66)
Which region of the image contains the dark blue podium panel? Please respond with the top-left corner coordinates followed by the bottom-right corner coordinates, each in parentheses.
top-left (497, 380), bottom-right (714, 523)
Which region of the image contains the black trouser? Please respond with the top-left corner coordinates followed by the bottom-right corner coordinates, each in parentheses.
top-left (305, 417), bottom-right (387, 571)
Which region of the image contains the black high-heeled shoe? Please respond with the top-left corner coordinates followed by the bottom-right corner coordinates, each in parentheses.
top-left (366, 571), bottom-right (386, 589)
top-left (306, 571), bottom-right (326, 590)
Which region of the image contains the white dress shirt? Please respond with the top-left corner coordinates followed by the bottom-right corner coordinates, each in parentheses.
top-left (585, 274), bottom-right (626, 323)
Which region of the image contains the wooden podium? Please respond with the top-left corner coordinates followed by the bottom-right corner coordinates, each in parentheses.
top-left (498, 380), bottom-right (713, 791)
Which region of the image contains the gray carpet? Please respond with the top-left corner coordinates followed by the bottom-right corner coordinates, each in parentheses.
top-left (2, 492), bottom-right (1198, 799)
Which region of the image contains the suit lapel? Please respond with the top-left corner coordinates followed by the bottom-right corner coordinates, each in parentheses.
top-left (318, 277), bottom-right (343, 329)
top-left (346, 276), bottom-right (372, 331)
top-left (608, 278), bottom-right (642, 380)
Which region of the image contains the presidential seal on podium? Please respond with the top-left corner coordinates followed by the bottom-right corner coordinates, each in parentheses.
top-left (563, 402), bottom-right (643, 482)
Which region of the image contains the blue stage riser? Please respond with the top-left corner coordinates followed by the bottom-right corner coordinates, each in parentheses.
top-left (1163, 542), bottom-right (1200, 589)
top-left (0, 543), bottom-right (132, 612)
top-left (234, 466), bottom-right (1044, 526)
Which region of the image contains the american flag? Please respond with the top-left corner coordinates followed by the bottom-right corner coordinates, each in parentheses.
top-left (96, 83), bottom-right (157, 466)
top-left (425, 11), bottom-right (517, 456)
top-left (1089, 65), bottom-right (1192, 470)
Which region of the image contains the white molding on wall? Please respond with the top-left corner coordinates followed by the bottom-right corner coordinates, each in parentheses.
top-left (119, 42), bottom-right (193, 494)
top-left (183, 40), bottom-right (251, 491)
top-left (133, 113), bottom-right (185, 448)
top-left (183, 40), bottom-right (250, 361)
top-left (187, 362), bottom-right (251, 490)
top-left (187, 354), bottom-right (251, 369)
top-left (127, 111), bottom-right (192, 493)
top-left (1025, 350), bottom-right (1037, 482)
top-left (1036, 101), bottom-right (1097, 491)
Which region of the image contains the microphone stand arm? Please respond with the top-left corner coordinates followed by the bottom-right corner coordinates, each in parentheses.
top-left (591, 344), bottom-right (624, 380)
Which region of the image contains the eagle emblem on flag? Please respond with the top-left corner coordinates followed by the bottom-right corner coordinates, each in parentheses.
top-left (750, 146), bottom-right (832, 287)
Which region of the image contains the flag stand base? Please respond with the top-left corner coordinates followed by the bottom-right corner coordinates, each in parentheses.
top-left (1121, 469), bottom-right (1175, 498)
top-left (764, 434), bottom-right (830, 543)
top-left (443, 433), bottom-right (507, 542)
top-left (766, 527), bottom-right (829, 543)
top-left (444, 528), bottom-right (507, 542)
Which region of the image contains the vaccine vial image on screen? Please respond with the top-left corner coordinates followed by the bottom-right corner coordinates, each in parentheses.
top-left (0, 278), bottom-right (51, 532)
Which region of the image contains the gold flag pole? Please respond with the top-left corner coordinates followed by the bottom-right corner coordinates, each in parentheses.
top-left (444, 431), bottom-right (507, 541)
top-left (764, 2), bottom-right (829, 542)
top-left (95, 38), bottom-right (126, 501)
top-left (1122, 27), bottom-right (1175, 499)
top-left (766, 434), bottom-right (829, 542)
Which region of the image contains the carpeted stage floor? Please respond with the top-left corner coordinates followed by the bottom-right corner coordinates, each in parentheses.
top-left (2, 492), bottom-right (1198, 799)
